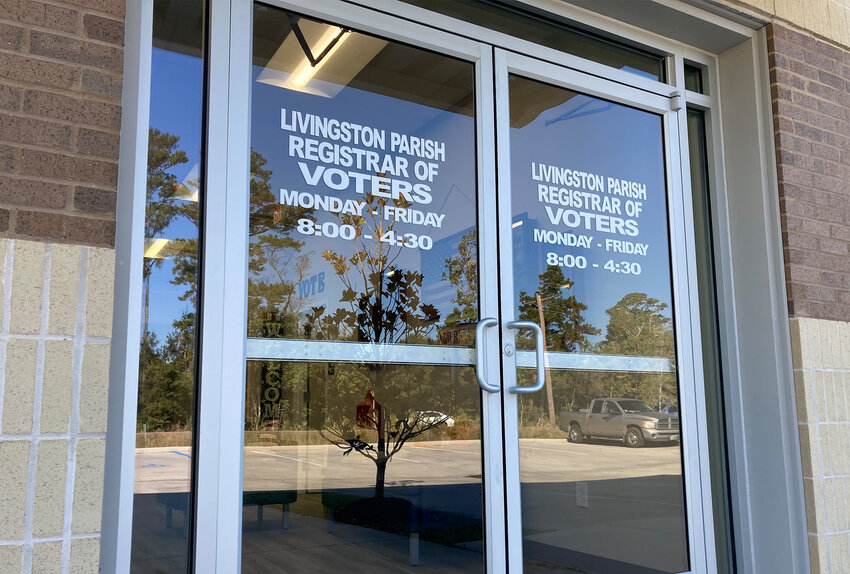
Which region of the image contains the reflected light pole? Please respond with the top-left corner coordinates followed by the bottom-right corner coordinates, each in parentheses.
top-left (536, 281), bottom-right (573, 427)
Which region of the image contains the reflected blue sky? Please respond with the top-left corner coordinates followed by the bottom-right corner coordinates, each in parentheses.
top-left (509, 78), bottom-right (673, 342)
top-left (249, 63), bottom-right (477, 339)
top-left (146, 47), bottom-right (204, 340)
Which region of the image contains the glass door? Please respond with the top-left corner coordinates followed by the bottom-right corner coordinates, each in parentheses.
top-left (223, 4), bottom-right (709, 573)
top-left (239, 3), bottom-right (504, 573)
top-left (494, 49), bottom-right (705, 573)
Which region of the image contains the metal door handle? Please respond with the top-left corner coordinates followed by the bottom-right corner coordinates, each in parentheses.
top-left (475, 318), bottom-right (499, 393)
top-left (505, 321), bottom-right (545, 394)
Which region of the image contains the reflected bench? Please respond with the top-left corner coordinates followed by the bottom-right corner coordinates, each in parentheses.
top-left (243, 490), bottom-right (298, 529)
top-left (157, 490), bottom-right (298, 530)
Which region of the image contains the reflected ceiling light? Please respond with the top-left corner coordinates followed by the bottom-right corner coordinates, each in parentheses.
top-left (257, 17), bottom-right (387, 98)
top-left (144, 238), bottom-right (170, 259)
top-left (288, 26), bottom-right (349, 89)
top-left (512, 220), bottom-right (523, 228)
top-left (177, 164), bottom-right (200, 202)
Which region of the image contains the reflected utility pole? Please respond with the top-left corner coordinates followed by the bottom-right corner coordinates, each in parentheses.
top-left (535, 280), bottom-right (573, 428)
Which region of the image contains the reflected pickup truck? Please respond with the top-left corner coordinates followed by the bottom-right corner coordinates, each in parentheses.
top-left (559, 398), bottom-right (679, 448)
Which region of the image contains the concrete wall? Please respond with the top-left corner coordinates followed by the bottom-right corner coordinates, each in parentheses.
top-left (0, 1), bottom-right (122, 572)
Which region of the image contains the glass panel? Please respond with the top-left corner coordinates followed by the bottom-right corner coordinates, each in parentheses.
top-left (401, 0), bottom-right (665, 82)
top-left (684, 64), bottom-right (705, 94)
top-left (518, 368), bottom-right (687, 573)
top-left (248, 3), bottom-right (478, 347)
top-left (131, 1), bottom-right (206, 572)
top-left (508, 75), bottom-right (688, 573)
top-left (241, 361), bottom-right (484, 573)
top-left (688, 108), bottom-right (734, 573)
top-left (244, 4), bottom-right (482, 572)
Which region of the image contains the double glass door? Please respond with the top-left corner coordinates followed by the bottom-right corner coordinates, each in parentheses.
top-left (238, 2), bottom-right (702, 573)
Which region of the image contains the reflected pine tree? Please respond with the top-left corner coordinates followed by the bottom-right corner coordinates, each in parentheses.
top-left (440, 229), bottom-right (478, 346)
top-left (559, 292), bottom-right (677, 412)
top-left (247, 150), bottom-right (313, 338)
top-left (518, 265), bottom-right (598, 352)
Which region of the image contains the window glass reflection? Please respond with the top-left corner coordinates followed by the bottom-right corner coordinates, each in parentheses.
top-left (508, 75), bottom-right (687, 573)
top-left (249, 5), bottom-right (478, 348)
top-left (244, 5), bottom-right (483, 572)
top-left (242, 361), bottom-right (484, 573)
top-left (131, 1), bottom-right (205, 572)
top-left (517, 369), bottom-right (688, 573)
top-left (509, 76), bottom-right (675, 360)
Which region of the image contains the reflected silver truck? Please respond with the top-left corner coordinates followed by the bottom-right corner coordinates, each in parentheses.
top-left (559, 398), bottom-right (680, 447)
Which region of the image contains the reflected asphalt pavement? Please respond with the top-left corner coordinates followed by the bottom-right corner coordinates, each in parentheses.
top-left (134, 439), bottom-right (681, 494)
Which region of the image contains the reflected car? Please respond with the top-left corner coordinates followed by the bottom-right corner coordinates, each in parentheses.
top-left (416, 411), bottom-right (455, 427)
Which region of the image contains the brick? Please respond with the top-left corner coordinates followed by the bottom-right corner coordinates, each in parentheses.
top-left (0, 175), bottom-right (69, 208)
top-left (23, 90), bottom-right (121, 130)
top-left (0, 143), bottom-right (14, 171)
top-left (80, 343), bottom-right (110, 432)
top-left (0, 0), bottom-right (79, 33)
top-left (774, 68), bottom-right (807, 90)
top-left (3, 339), bottom-right (37, 433)
top-left (80, 69), bottom-right (122, 100)
top-left (47, 245), bottom-right (80, 336)
top-left (0, 53), bottom-right (79, 90)
top-left (69, 538), bottom-right (100, 574)
top-left (818, 69), bottom-right (845, 90)
top-left (83, 14), bottom-right (124, 46)
top-left (14, 210), bottom-right (73, 242)
top-left (790, 58), bottom-right (821, 81)
top-left (66, 215), bottom-right (114, 247)
top-left (808, 81), bottom-right (850, 108)
top-left (794, 122), bottom-right (825, 142)
top-left (0, 208), bottom-right (9, 231)
top-left (803, 46), bottom-right (839, 72)
top-left (811, 142), bottom-right (840, 162)
top-left (33, 439), bottom-right (68, 537)
top-left (29, 31), bottom-right (123, 73)
top-left (73, 186), bottom-right (115, 214)
top-left (0, 442), bottom-right (29, 538)
top-left (58, 0), bottom-right (124, 18)
top-left (769, 52), bottom-right (789, 70)
top-left (819, 237), bottom-right (848, 255)
top-left (14, 210), bottom-right (116, 247)
top-left (0, 22), bottom-right (25, 51)
top-left (19, 149), bottom-right (118, 187)
top-left (0, 85), bottom-right (20, 111)
top-left (0, 113), bottom-right (72, 150)
top-left (72, 439), bottom-right (105, 533)
top-left (76, 127), bottom-right (119, 159)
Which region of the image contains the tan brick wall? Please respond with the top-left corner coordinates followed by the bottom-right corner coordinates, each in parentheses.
top-left (0, 0), bottom-right (125, 248)
top-left (790, 317), bottom-right (850, 573)
top-left (721, 0), bottom-right (850, 49)
top-left (0, 237), bottom-right (113, 574)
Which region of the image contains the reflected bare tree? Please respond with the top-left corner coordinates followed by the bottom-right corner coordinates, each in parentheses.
top-left (307, 193), bottom-right (444, 498)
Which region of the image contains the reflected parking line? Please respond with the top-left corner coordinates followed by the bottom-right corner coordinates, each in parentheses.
top-left (393, 456), bottom-right (423, 463)
top-left (410, 445), bottom-right (480, 456)
top-left (521, 446), bottom-right (589, 456)
top-left (248, 450), bottom-right (326, 467)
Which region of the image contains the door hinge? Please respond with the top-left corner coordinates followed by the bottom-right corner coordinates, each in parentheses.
top-left (669, 92), bottom-right (684, 112)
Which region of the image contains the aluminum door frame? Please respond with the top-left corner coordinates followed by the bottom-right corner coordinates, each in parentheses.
top-left (203, 0), bottom-right (506, 571)
top-left (493, 48), bottom-right (715, 574)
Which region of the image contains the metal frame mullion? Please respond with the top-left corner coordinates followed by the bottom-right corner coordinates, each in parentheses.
top-left (475, 46), bottom-right (507, 574)
top-left (194, 0), bottom-right (252, 572)
top-left (492, 48), bottom-right (524, 573)
top-left (100, 1), bottom-right (153, 571)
